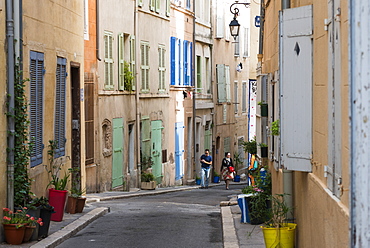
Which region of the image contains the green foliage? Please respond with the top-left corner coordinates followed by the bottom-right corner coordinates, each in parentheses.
top-left (9, 66), bottom-right (33, 208)
top-left (242, 137), bottom-right (257, 155)
top-left (124, 61), bottom-right (134, 91)
top-left (258, 143), bottom-right (268, 148)
top-left (140, 156), bottom-right (153, 172)
top-left (271, 120), bottom-right (280, 136)
top-left (233, 152), bottom-right (243, 174)
top-left (70, 167), bottom-right (85, 198)
top-left (45, 140), bottom-right (70, 191)
top-left (213, 171), bottom-right (220, 177)
top-left (264, 194), bottom-right (293, 228)
top-left (141, 172), bottom-right (155, 182)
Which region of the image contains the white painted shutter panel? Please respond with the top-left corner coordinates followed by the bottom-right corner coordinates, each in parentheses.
top-left (280, 5), bottom-right (313, 172)
top-left (225, 65), bottom-right (231, 102)
top-left (216, 0), bottom-right (224, 38)
top-left (130, 35), bottom-right (136, 91)
top-left (217, 64), bottom-right (226, 103)
top-left (118, 33), bottom-right (124, 90)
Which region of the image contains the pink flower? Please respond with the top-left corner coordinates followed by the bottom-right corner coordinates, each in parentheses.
top-left (39, 222), bottom-right (44, 226)
top-left (30, 217), bottom-right (35, 221)
top-left (26, 214), bottom-right (30, 218)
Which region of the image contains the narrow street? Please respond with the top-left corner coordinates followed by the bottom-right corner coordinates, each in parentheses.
top-left (56, 184), bottom-right (246, 248)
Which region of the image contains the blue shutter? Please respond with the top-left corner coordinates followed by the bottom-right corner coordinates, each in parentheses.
top-left (55, 57), bottom-right (66, 158)
top-left (178, 39), bottom-right (182, 85)
top-left (184, 40), bottom-right (188, 85)
top-left (170, 37), bottom-right (176, 85)
top-left (30, 51), bottom-right (44, 167)
top-left (190, 42), bottom-right (193, 86)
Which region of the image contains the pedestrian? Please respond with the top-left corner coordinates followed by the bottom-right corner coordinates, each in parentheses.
top-left (221, 152), bottom-right (234, 190)
top-left (200, 149), bottom-right (212, 189)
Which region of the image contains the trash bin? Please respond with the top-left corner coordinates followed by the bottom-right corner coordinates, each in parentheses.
top-left (237, 194), bottom-right (253, 223)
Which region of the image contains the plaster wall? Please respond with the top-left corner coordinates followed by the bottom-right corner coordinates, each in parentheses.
top-left (264, 0), bottom-right (350, 246)
top-left (22, 0), bottom-right (85, 197)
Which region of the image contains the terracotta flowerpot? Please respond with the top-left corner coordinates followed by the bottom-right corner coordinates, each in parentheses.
top-left (76, 198), bottom-right (86, 213)
top-left (23, 225), bottom-right (36, 243)
top-left (66, 196), bottom-right (78, 214)
top-left (3, 224), bottom-right (26, 245)
top-left (48, 188), bottom-right (68, 222)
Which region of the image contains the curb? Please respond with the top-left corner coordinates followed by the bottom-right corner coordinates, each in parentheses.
top-left (30, 207), bottom-right (109, 248)
top-left (221, 206), bottom-right (239, 248)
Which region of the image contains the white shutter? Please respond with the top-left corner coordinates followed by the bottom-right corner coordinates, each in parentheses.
top-left (217, 64), bottom-right (226, 103)
top-left (130, 35), bottom-right (136, 91)
top-left (279, 5), bottom-right (313, 172)
top-left (225, 65), bottom-right (231, 102)
top-left (118, 33), bottom-right (124, 90)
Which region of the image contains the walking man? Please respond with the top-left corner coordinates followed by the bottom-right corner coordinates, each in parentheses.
top-left (200, 149), bottom-right (212, 189)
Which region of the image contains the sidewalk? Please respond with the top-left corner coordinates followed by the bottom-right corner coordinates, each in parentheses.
top-left (0, 182), bottom-right (264, 248)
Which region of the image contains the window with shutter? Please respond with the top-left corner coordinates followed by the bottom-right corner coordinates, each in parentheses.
top-left (104, 31), bottom-right (114, 90)
top-left (166, 0), bottom-right (170, 16)
top-left (234, 35), bottom-right (240, 56)
top-left (223, 104), bottom-right (227, 124)
top-left (186, 0), bottom-right (191, 10)
top-left (140, 41), bottom-right (150, 92)
top-left (184, 40), bottom-right (189, 86)
top-left (170, 37), bottom-right (176, 85)
top-left (242, 82), bottom-right (247, 112)
top-left (141, 116), bottom-right (151, 160)
top-left (150, 0), bottom-right (155, 11)
top-left (138, 0), bottom-right (143, 7)
top-left (225, 66), bottom-right (231, 102)
top-left (217, 64), bottom-right (226, 103)
top-left (243, 27), bottom-right (249, 57)
top-left (130, 35), bottom-right (136, 91)
top-left (54, 57), bottom-right (66, 158)
top-left (196, 56), bottom-right (202, 93)
top-left (158, 44), bottom-right (166, 92)
top-left (118, 33), bottom-right (125, 90)
top-left (279, 5), bottom-right (313, 172)
top-left (30, 51), bottom-right (44, 167)
top-left (205, 57), bottom-right (210, 94)
top-left (234, 81), bottom-right (238, 114)
top-left (155, 0), bottom-right (160, 13)
top-left (216, 0), bottom-right (224, 38)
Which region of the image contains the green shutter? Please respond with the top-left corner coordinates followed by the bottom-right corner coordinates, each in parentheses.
top-left (138, 0), bottom-right (143, 7)
top-left (141, 116), bottom-right (151, 161)
top-left (150, 0), bottom-right (155, 11)
top-left (118, 33), bottom-right (124, 90)
top-left (130, 35), bottom-right (136, 91)
top-left (196, 56), bottom-right (202, 93)
top-left (158, 45), bottom-right (166, 92)
top-left (217, 64), bottom-right (226, 102)
top-left (155, 0), bottom-right (160, 13)
top-left (104, 32), bottom-right (114, 90)
top-left (112, 118), bottom-right (124, 188)
top-left (166, 0), bottom-right (170, 16)
top-left (141, 41), bottom-right (150, 92)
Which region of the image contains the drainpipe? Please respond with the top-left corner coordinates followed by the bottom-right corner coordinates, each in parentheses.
top-left (135, 1), bottom-right (141, 188)
top-left (280, 0), bottom-right (293, 221)
top-left (192, 0), bottom-right (196, 180)
top-left (6, 0), bottom-right (15, 210)
top-left (96, 0), bottom-right (101, 61)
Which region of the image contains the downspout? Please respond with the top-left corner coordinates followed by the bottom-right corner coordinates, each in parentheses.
top-left (6, 0), bottom-right (15, 210)
top-left (95, 0), bottom-right (101, 192)
top-left (135, 0), bottom-right (140, 188)
top-left (192, 0), bottom-right (196, 179)
top-left (96, 0), bottom-right (101, 61)
top-left (281, 0), bottom-right (293, 221)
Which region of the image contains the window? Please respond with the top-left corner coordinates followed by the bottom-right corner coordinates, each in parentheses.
top-left (84, 0), bottom-right (89, 40)
top-left (158, 44), bottom-right (166, 92)
top-left (166, 0), bottom-right (170, 16)
top-left (138, 0), bottom-right (143, 7)
top-left (216, 64), bottom-right (231, 103)
top-left (242, 81), bottom-right (247, 113)
top-left (196, 56), bottom-right (202, 93)
top-left (205, 57), bottom-right (211, 94)
top-left (170, 37), bottom-right (193, 86)
top-left (118, 33), bottom-right (125, 90)
top-left (234, 35), bottom-right (240, 56)
top-left (215, 0), bottom-right (224, 38)
top-left (130, 35), bottom-right (136, 91)
top-left (54, 57), bottom-right (66, 158)
top-left (104, 31), bottom-right (114, 90)
top-left (141, 41), bottom-right (150, 92)
top-left (150, 0), bottom-right (160, 13)
top-left (223, 104), bottom-right (227, 124)
top-left (30, 51), bottom-right (44, 167)
top-left (234, 81), bottom-right (238, 114)
top-left (243, 27), bottom-right (249, 57)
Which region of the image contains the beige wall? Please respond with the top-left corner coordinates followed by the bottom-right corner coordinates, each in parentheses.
top-left (23, 0), bottom-right (85, 197)
top-left (263, 0), bottom-right (350, 246)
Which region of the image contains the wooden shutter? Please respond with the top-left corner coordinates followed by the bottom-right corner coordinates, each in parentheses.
top-left (225, 65), bottom-right (231, 102)
top-left (150, 0), bottom-right (155, 11)
top-left (166, 0), bottom-right (170, 16)
top-left (170, 37), bottom-right (176, 85)
top-left (130, 35), bottom-right (136, 91)
top-left (242, 82), bottom-right (246, 112)
top-left (183, 40), bottom-right (189, 86)
top-left (55, 57), bottom-right (66, 158)
top-left (141, 116), bottom-right (151, 160)
top-left (217, 64), bottom-right (226, 103)
top-left (138, 0), bottom-right (143, 7)
top-left (118, 33), bottom-right (124, 90)
top-left (234, 81), bottom-right (238, 113)
top-left (84, 81), bottom-right (94, 165)
top-left (30, 51), bottom-right (44, 167)
top-left (178, 39), bottom-right (183, 86)
top-left (140, 41), bottom-right (150, 92)
top-left (158, 45), bottom-right (166, 91)
top-left (104, 32), bottom-right (114, 90)
top-left (280, 5), bottom-right (313, 172)
top-left (155, 0), bottom-right (160, 13)
top-left (189, 42), bottom-right (193, 86)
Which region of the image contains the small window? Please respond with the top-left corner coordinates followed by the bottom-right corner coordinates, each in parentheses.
top-left (104, 31), bottom-right (114, 90)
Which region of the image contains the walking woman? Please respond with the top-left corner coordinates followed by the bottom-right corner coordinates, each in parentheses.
top-left (221, 152), bottom-right (234, 190)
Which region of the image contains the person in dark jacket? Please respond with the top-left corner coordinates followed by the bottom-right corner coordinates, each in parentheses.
top-left (221, 152), bottom-right (234, 190)
top-left (200, 149), bottom-right (212, 189)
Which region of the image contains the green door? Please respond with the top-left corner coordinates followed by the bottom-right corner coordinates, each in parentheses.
top-left (151, 120), bottom-right (163, 183)
top-left (112, 118), bottom-right (124, 188)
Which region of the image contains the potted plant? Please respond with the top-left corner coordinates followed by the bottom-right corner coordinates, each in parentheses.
top-left (141, 172), bottom-right (156, 190)
top-left (271, 120), bottom-right (280, 136)
top-left (30, 197), bottom-right (54, 239)
top-left (66, 187), bottom-right (86, 214)
top-left (2, 207), bottom-right (28, 245)
top-left (45, 140), bottom-right (71, 222)
top-left (22, 211), bottom-right (43, 243)
top-left (258, 101), bottom-right (268, 117)
top-left (243, 136), bottom-right (257, 155)
top-left (260, 194), bottom-right (296, 248)
top-left (259, 143), bottom-right (268, 158)
top-left (213, 171), bottom-right (220, 183)
top-left (195, 176), bottom-right (201, 185)
top-left (233, 152), bottom-right (243, 182)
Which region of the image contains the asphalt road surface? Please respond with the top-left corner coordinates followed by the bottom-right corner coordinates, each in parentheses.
top-left (56, 184), bottom-right (245, 248)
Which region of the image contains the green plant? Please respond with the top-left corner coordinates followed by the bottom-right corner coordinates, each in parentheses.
top-left (124, 61), bottom-right (134, 91)
top-left (141, 172), bottom-right (155, 182)
top-left (233, 152), bottom-right (243, 175)
top-left (45, 140), bottom-right (70, 191)
top-left (69, 167), bottom-right (85, 198)
top-left (214, 171), bottom-right (220, 177)
top-left (264, 194), bottom-right (293, 228)
top-left (242, 137), bottom-right (257, 155)
top-left (258, 101), bottom-right (267, 106)
top-left (7, 66), bottom-right (34, 208)
top-left (271, 120), bottom-right (280, 136)
top-left (3, 207), bottom-right (29, 228)
top-left (196, 176), bottom-right (201, 180)
top-left (258, 143), bottom-right (268, 148)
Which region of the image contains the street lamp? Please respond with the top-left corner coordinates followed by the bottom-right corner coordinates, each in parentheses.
top-left (229, 1), bottom-right (250, 40)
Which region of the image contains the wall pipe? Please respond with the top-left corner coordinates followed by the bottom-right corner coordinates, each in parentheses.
top-left (192, 0), bottom-right (196, 180)
top-left (96, 0), bottom-right (101, 61)
top-left (6, 0), bottom-right (15, 210)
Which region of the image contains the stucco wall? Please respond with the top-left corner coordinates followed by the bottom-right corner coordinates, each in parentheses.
top-left (22, 0), bottom-right (85, 197)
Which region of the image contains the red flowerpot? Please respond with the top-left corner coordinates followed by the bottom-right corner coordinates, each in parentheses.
top-left (23, 225), bottom-right (36, 243)
top-left (3, 224), bottom-right (26, 245)
top-left (48, 188), bottom-right (68, 222)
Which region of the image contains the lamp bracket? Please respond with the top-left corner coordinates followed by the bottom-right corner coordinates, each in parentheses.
top-left (230, 1), bottom-right (250, 18)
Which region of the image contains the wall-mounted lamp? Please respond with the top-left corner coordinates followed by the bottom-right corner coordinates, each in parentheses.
top-left (229, 1), bottom-right (251, 40)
